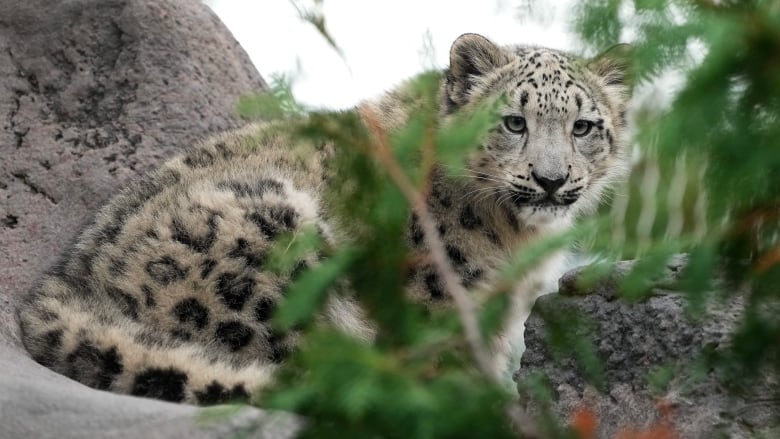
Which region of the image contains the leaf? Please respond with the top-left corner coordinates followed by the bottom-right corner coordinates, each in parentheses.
top-left (570, 405), bottom-right (598, 439)
top-left (288, 0), bottom-right (349, 67)
top-left (274, 249), bottom-right (356, 331)
top-left (265, 226), bottom-right (325, 274)
top-left (436, 98), bottom-right (502, 171)
top-left (237, 74), bottom-right (306, 120)
top-left (618, 246), bottom-right (676, 301)
top-left (478, 290), bottom-right (512, 340)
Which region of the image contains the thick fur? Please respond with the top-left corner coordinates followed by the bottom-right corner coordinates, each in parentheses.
top-left (18, 34), bottom-right (630, 403)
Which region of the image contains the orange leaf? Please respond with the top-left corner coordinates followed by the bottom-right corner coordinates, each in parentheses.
top-left (570, 406), bottom-right (598, 439)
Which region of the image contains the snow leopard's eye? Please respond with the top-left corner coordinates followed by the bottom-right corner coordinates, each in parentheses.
top-left (572, 120), bottom-right (594, 137)
top-left (503, 115), bottom-right (526, 134)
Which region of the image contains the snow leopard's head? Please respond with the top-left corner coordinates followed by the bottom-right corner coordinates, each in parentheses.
top-left (442, 33), bottom-right (631, 228)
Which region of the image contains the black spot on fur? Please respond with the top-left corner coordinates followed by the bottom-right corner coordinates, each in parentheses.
top-left (248, 206), bottom-right (298, 239)
top-left (132, 368), bottom-right (188, 402)
top-left (424, 271), bottom-right (445, 300)
top-left (65, 342), bottom-right (123, 390)
top-left (458, 205), bottom-right (482, 229)
top-left (228, 238), bottom-right (265, 268)
top-left (217, 179), bottom-right (284, 197)
top-left (215, 273), bottom-right (255, 310)
top-left (200, 259), bottom-right (217, 279)
top-left (290, 259), bottom-right (309, 279)
top-left (254, 297), bottom-right (276, 322)
top-left (171, 215), bottom-right (217, 253)
top-left (575, 95), bottom-right (582, 110)
top-left (409, 215), bottom-right (424, 246)
top-left (462, 267), bottom-right (484, 288)
top-left (44, 329), bottom-right (63, 351)
top-left (267, 330), bottom-right (289, 363)
top-left (273, 206), bottom-right (298, 229)
top-left (145, 256), bottom-right (187, 285)
top-left (195, 381), bottom-right (249, 405)
top-left (520, 90), bottom-right (529, 107)
top-left (170, 329), bottom-right (192, 341)
top-left (97, 223), bottom-right (124, 246)
top-left (141, 285), bottom-right (156, 307)
top-left (431, 185), bottom-right (452, 208)
top-left (106, 287), bottom-right (139, 319)
top-left (173, 298), bottom-right (210, 329)
top-left (34, 330), bottom-right (63, 367)
top-left (446, 245), bottom-right (468, 266)
top-left (485, 229), bottom-right (501, 245)
top-left (215, 321), bottom-right (254, 351)
top-left (606, 129), bottom-right (615, 152)
top-left (213, 142), bottom-right (232, 159)
top-left (183, 148), bottom-right (216, 168)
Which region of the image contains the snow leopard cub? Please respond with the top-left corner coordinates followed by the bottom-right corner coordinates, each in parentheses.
top-left (19, 33), bottom-right (630, 404)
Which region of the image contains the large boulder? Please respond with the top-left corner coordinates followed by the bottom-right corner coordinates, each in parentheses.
top-left (518, 259), bottom-right (779, 438)
top-left (0, 0), bottom-right (301, 437)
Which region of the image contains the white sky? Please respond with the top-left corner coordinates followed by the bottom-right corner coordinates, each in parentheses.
top-left (206, 0), bottom-right (579, 109)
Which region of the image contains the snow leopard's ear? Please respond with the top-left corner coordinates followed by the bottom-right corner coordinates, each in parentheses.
top-left (588, 43), bottom-right (635, 93)
top-left (445, 33), bottom-right (510, 110)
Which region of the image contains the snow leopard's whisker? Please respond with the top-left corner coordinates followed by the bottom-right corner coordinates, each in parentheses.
top-left (458, 185), bottom-right (502, 202)
top-left (468, 187), bottom-right (504, 207)
top-left (444, 165), bottom-right (509, 185)
top-left (449, 172), bottom-right (508, 185)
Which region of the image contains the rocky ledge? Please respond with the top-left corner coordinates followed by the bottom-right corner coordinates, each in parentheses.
top-left (518, 257), bottom-right (779, 438)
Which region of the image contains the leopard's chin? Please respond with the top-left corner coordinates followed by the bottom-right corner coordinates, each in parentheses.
top-left (509, 192), bottom-right (578, 209)
top-left (511, 202), bottom-right (575, 229)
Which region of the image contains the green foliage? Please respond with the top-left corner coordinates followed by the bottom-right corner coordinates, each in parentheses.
top-left (238, 73), bottom-right (307, 120)
top-left (563, 0), bottom-right (780, 428)
top-left (274, 248), bottom-right (356, 331)
top-left (225, 0), bottom-right (780, 436)
top-left (268, 329), bottom-right (513, 439)
top-left (237, 72), bottom-right (520, 437)
top-left (288, 0), bottom-right (347, 63)
top-left (535, 297), bottom-right (606, 391)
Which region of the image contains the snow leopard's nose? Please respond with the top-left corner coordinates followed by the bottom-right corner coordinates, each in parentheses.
top-left (531, 171), bottom-right (567, 194)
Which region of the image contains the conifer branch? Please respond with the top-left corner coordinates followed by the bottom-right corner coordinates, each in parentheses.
top-left (358, 104), bottom-right (498, 382)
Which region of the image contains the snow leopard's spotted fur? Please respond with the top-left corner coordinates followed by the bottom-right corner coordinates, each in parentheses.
top-left (18, 34), bottom-right (630, 404)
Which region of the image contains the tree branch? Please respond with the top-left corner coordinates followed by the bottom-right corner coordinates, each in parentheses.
top-left (358, 104), bottom-right (498, 382)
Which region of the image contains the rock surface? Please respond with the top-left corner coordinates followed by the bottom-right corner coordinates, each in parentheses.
top-left (0, 0), bottom-right (301, 437)
top-left (518, 259), bottom-right (779, 439)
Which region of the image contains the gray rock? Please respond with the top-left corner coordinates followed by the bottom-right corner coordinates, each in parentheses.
top-left (518, 259), bottom-right (779, 438)
top-left (0, 345), bottom-right (302, 439)
top-left (0, 0), bottom-right (301, 437)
